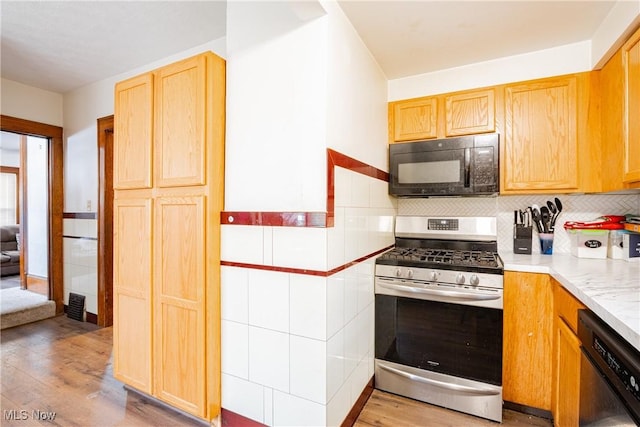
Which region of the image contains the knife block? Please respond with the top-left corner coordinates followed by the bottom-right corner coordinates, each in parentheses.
top-left (513, 225), bottom-right (533, 254)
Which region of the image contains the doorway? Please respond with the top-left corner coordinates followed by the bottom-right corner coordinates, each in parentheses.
top-left (0, 115), bottom-right (64, 314)
top-left (97, 115), bottom-right (113, 327)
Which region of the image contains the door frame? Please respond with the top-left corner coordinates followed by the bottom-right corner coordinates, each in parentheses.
top-left (1, 115), bottom-right (64, 314)
top-left (97, 115), bottom-right (114, 327)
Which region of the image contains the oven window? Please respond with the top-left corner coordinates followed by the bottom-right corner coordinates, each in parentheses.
top-left (375, 294), bottom-right (503, 385)
top-left (398, 160), bottom-right (460, 184)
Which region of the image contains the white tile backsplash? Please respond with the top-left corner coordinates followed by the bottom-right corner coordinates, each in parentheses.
top-left (248, 270), bottom-right (289, 333)
top-left (221, 266), bottom-right (249, 323)
top-left (249, 326), bottom-right (290, 393)
top-left (397, 193), bottom-right (640, 255)
top-left (290, 335), bottom-right (327, 404)
top-left (272, 227), bottom-right (328, 271)
top-left (273, 390), bottom-right (326, 427)
top-left (221, 225), bottom-right (265, 265)
top-left (222, 320), bottom-right (249, 379)
top-left (290, 274), bottom-right (327, 340)
top-left (222, 373), bottom-right (265, 424)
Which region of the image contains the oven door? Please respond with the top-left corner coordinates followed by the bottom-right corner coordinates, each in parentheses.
top-left (375, 292), bottom-right (503, 385)
top-left (374, 279), bottom-right (503, 422)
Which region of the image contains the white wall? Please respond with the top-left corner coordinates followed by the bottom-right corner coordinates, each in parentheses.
top-left (63, 38), bottom-right (226, 213)
top-left (221, 2), bottom-right (393, 426)
top-left (0, 78), bottom-right (63, 127)
top-left (388, 5), bottom-right (640, 101)
top-left (388, 41), bottom-right (592, 101)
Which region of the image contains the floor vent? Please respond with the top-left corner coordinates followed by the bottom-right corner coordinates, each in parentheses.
top-left (67, 293), bottom-right (85, 321)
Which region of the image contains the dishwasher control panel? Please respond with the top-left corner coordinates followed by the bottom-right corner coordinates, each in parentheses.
top-left (592, 334), bottom-right (640, 402)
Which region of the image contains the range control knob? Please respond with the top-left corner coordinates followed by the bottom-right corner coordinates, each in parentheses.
top-left (406, 269), bottom-right (414, 279)
top-left (430, 271), bottom-right (439, 281)
top-left (456, 273), bottom-right (465, 284)
top-left (395, 268), bottom-right (402, 277)
top-left (470, 274), bottom-right (480, 286)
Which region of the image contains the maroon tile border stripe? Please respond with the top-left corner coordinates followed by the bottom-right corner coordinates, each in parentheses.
top-left (220, 148), bottom-right (389, 228)
top-left (220, 245), bottom-right (393, 277)
top-left (63, 212), bottom-right (97, 220)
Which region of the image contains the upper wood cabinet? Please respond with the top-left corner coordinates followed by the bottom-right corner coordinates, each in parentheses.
top-left (445, 89), bottom-right (495, 136)
top-left (114, 73), bottom-right (154, 189)
top-left (113, 51), bottom-right (225, 422)
top-left (503, 76), bottom-right (579, 192)
top-left (623, 27), bottom-right (640, 184)
top-left (389, 88), bottom-right (497, 143)
top-left (390, 97), bottom-right (438, 142)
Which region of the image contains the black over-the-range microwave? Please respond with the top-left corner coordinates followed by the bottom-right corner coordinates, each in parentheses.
top-left (389, 133), bottom-right (500, 197)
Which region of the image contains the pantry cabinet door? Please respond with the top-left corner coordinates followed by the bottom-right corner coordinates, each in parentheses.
top-left (153, 195), bottom-right (206, 417)
top-left (445, 89), bottom-right (495, 136)
top-left (623, 28), bottom-right (640, 184)
top-left (114, 74), bottom-right (153, 189)
top-left (113, 197), bottom-right (153, 393)
top-left (504, 77), bottom-right (578, 192)
top-left (155, 55), bottom-right (207, 188)
top-left (391, 97), bottom-right (438, 142)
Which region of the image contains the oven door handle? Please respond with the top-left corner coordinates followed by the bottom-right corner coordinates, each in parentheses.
top-left (377, 280), bottom-right (501, 301)
top-left (379, 363), bottom-right (500, 396)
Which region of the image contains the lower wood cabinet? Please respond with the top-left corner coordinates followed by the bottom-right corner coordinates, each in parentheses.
top-left (552, 280), bottom-right (586, 427)
top-left (503, 271), bottom-right (553, 411)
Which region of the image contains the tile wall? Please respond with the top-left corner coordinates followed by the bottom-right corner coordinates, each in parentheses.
top-left (398, 193), bottom-right (640, 254)
top-left (220, 165), bottom-right (396, 426)
top-left (62, 217), bottom-right (98, 315)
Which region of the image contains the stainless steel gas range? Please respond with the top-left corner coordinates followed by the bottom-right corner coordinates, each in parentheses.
top-left (374, 216), bottom-right (504, 423)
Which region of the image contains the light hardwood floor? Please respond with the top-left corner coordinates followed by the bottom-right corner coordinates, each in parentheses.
top-left (1, 316), bottom-right (552, 427)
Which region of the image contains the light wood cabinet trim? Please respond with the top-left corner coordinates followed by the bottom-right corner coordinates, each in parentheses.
top-left (503, 271), bottom-right (553, 410)
top-left (445, 89), bottom-right (495, 136)
top-left (623, 26), bottom-right (640, 184)
top-left (114, 73), bottom-right (154, 189)
top-left (391, 97), bottom-right (438, 141)
top-left (504, 76), bottom-right (578, 192)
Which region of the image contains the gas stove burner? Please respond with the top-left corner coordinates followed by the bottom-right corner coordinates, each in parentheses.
top-left (380, 247), bottom-right (501, 269)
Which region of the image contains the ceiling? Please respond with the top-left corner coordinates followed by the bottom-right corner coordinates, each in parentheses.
top-left (1, 1), bottom-right (618, 94)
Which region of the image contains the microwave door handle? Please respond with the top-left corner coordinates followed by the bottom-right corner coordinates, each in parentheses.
top-left (464, 148), bottom-right (471, 188)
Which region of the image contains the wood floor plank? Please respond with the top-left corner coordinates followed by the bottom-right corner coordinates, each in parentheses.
top-left (354, 390), bottom-right (553, 427)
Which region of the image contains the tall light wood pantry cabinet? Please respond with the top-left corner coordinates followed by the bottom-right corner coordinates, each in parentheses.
top-left (112, 52), bottom-right (225, 421)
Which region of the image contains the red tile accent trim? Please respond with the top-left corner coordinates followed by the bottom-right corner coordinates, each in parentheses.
top-left (63, 212), bottom-right (97, 219)
top-left (220, 245), bottom-right (393, 277)
top-left (220, 149), bottom-right (389, 228)
top-left (221, 408), bottom-right (265, 427)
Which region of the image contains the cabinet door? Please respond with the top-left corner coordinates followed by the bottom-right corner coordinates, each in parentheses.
top-left (445, 89), bottom-right (495, 136)
top-left (155, 55), bottom-right (207, 188)
top-left (503, 271), bottom-right (553, 410)
top-left (113, 197), bottom-right (153, 393)
top-left (114, 74), bottom-right (154, 189)
top-left (504, 77), bottom-right (578, 192)
top-left (554, 318), bottom-right (582, 427)
top-left (623, 28), bottom-right (640, 184)
top-left (153, 195), bottom-right (206, 417)
top-left (391, 97), bottom-right (437, 142)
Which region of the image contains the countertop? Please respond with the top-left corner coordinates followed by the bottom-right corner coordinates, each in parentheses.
top-left (500, 251), bottom-right (640, 352)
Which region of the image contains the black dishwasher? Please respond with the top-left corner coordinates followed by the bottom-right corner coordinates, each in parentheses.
top-left (577, 310), bottom-right (640, 426)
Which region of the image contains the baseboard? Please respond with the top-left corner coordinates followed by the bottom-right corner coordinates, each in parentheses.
top-left (341, 376), bottom-right (374, 427)
top-left (221, 408), bottom-right (265, 427)
top-left (503, 400), bottom-right (553, 420)
top-left (62, 304), bottom-right (97, 324)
